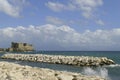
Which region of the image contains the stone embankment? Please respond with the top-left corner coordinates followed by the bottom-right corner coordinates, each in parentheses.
top-left (1, 53), bottom-right (115, 66)
top-left (0, 61), bottom-right (105, 80)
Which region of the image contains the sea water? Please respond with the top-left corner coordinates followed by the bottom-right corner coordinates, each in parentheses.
top-left (0, 51), bottom-right (120, 80)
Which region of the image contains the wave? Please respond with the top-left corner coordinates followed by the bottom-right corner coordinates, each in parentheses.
top-left (104, 64), bottom-right (120, 68)
top-left (82, 67), bottom-right (111, 80)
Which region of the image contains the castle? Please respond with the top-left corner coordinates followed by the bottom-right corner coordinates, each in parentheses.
top-left (0, 42), bottom-right (34, 52)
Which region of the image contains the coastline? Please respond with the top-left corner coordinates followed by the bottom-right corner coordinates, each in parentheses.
top-left (0, 52), bottom-right (117, 80)
top-left (0, 61), bottom-right (105, 80)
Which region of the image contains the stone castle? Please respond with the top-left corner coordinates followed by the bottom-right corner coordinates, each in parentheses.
top-left (0, 42), bottom-right (34, 52)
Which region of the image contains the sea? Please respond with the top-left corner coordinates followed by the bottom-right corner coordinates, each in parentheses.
top-left (0, 51), bottom-right (120, 80)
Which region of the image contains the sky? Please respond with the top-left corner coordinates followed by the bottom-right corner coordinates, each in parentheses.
top-left (0, 0), bottom-right (120, 51)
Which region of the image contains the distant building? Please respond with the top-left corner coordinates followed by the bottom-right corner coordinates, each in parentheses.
top-left (0, 42), bottom-right (34, 52)
top-left (0, 48), bottom-right (5, 52)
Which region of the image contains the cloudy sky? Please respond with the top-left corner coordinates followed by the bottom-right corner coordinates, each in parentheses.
top-left (0, 0), bottom-right (120, 51)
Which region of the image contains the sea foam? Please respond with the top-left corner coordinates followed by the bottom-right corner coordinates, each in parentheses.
top-left (82, 67), bottom-right (111, 80)
top-left (107, 64), bottom-right (120, 68)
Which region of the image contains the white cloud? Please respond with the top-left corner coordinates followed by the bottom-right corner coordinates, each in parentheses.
top-left (46, 16), bottom-right (64, 25)
top-left (0, 24), bottom-right (120, 50)
top-left (45, 2), bottom-right (67, 12)
top-left (45, 2), bottom-right (76, 12)
top-left (46, 0), bottom-right (103, 18)
top-left (73, 0), bottom-right (103, 18)
top-left (0, 0), bottom-right (27, 17)
top-left (96, 19), bottom-right (105, 26)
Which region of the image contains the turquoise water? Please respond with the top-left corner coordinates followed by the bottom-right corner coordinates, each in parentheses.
top-left (0, 51), bottom-right (120, 80)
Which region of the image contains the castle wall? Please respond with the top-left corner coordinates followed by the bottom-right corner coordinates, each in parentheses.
top-left (8, 42), bottom-right (34, 52)
top-left (0, 42), bottom-right (34, 52)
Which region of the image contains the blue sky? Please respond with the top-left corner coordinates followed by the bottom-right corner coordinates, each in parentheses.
top-left (0, 0), bottom-right (120, 51)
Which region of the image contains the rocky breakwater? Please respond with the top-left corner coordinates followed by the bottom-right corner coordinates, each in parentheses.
top-left (1, 53), bottom-right (115, 66)
top-left (0, 61), bottom-right (105, 80)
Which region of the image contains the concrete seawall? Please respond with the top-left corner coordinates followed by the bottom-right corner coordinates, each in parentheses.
top-left (1, 53), bottom-right (115, 66)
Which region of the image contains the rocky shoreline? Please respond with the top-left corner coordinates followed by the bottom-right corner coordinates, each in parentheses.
top-left (0, 61), bottom-right (105, 80)
top-left (1, 53), bottom-right (115, 66)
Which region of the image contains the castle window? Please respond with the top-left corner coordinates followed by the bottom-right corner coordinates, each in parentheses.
top-left (24, 43), bottom-right (27, 46)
